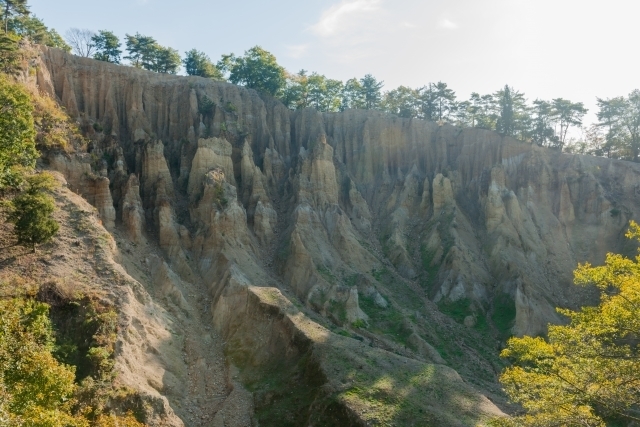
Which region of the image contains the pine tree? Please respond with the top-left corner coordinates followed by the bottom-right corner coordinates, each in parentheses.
top-left (92, 30), bottom-right (121, 64)
top-left (0, 0), bottom-right (29, 34)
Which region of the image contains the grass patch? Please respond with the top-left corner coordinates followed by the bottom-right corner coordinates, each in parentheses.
top-left (438, 298), bottom-right (472, 325)
top-left (317, 265), bottom-right (337, 284)
top-left (420, 245), bottom-right (439, 291)
top-left (360, 294), bottom-right (412, 346)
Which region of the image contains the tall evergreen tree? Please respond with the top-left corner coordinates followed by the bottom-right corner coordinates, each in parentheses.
top-left (433, 81), bottom-right (457, 121)
top-left (0, 0), bottom-right (29, 34)
top-left (360, 74), bottom-right (383, 110)
top-left (495, 85), bottom-right (515, 136)
top-left (92, 30), bottom-right (121, 63)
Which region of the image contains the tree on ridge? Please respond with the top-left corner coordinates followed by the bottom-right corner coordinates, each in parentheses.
top-left (64, 28), bottom-right (95, 57)
top-left (92, 30), bottom-right (121, 64)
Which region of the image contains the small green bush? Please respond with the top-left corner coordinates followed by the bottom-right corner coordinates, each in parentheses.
top-left (6, 173), bottom-right (59, 252)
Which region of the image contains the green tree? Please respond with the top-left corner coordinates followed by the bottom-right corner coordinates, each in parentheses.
top-left (531, 99), bottom-right (556, 147)
top-left (621, 90), bottom-right (640, 162)
top-left (308, 73), bottom-right (343, 112)
top-left (360, 74), bottom-right (383, 110)
top-left (596, 97), bottom-right (625, 158)
top-left (417, 84), bottom-right (437, 121)
top-left (282, 69), bottom-right (309, 109)
top-left (495, 85), bottom-right (515, 136)
top-left (551, 98), bottom-right (588, 150)
top-left (183, 49), bottom-right (223, 79)
top-left (0, 297), bottom-right (85, 426)
top-left (6, 173), bottom-right (59, 252)
top-left (498, 221), bottom-right (640, 426)
top-left (468, 92), bottom-right (497, 130)
top-left (8, 15), bottom-right (70, 51)
top-left (382, 86), bottom-right (420, 118)
top-left (123, 32), bottom-right (156, 69)
top-left (494, 85), bottom-right (530, 140)
top-left (218, 46), bottom-right (286, 97)
top-left (0, 31), bottom-right (19, 73)
top-left (433, 81), bottom-right (457, 122)
top-left (0, 75), bottom-right (37, 189)
top-left (92, 30), bottom-right (121, 63)
top-left (417, 82), bottom-right (457, 122)
top-left (341, 77), bottom-right (366, 110)
top-left (124, 33), bottom-right (180, 74)
top-left (152, 45), bottom-right (180, 74)
top-left (0, 0), bottom-right (29, 34)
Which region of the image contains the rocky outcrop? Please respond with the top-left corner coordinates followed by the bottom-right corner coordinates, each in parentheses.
top-left (121, 174), bottom-right (145, 243)
top-left (35, 47), bottom-right (640, 426)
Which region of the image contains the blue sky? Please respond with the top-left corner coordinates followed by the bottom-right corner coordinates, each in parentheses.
top-left (30, 0), bottom-right (640, 125)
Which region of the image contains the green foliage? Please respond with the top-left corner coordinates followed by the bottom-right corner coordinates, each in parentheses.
top-left (359, 294), bottom-right (412, 346)
top-left (595, 90), bottom-right (640, 161)
top-left (218, 46), bottom-right (286, 97)
top-left (197, 94), bottom-right (215, 115)
top-left (282, 69), bottom-right (343, 112)
top-left (0, 75), bottom-right (37, 189)
top-left (8, 14), bottom-right (70, 51)
top-left (0, 297), bottom-right (87, 426)
top-left (0, 0), bottom-right (29, 34)
top-left (91, 30), bottom-right (121, 64)
top-left (341, 77), bottom-right (366, 110)
top-left (491, 293), bottom-right (516, 340)
top-left (183, 49), bottom-right (223, 79)
top-left (438, 298), bottom-right (472, 325)
top-left (124, 32), bottom-right (180, 74)
top-left (360, 74), bottom-right (384, 110)
top-left (382, 85), bottom-right (420, 118)
top-left (6, 173), bottom-right (59, 251)
top-left (498, 221), bottom-right (640, 426)
top-left (0, 31), bottom-right (20, 73)
top-left (551, 97), bottom-right (588, 150)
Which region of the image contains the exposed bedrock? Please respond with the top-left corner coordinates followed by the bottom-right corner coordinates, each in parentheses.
top-left (36, 47), bottom-right (640, 425)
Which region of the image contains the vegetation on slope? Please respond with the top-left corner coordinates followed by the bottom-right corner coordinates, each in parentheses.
top-left (0, 16), bottom-right (145, 424)
top-left (496, 221), bottom-right (640, 426)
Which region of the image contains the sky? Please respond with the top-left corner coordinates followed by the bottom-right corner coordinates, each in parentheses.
top-left (30, 0), bottom-right (640, 125)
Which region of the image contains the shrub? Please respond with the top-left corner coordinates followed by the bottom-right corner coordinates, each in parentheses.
top-left (6, 173), bottom-right (60, 252)
top-left (0, 75), bottom-right (37, 189)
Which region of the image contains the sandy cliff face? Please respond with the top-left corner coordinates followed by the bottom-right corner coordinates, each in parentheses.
top-left (34, 47), bottom-right (640, 426)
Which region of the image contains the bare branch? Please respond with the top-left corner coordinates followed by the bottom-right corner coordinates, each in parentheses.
top-left (64, 28), bottom-right (95, 57)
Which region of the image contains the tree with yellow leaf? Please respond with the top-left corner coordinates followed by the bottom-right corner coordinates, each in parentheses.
top-left (498, 221), bottom-right (640, 426)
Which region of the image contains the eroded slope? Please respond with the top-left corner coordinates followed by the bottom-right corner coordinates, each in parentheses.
top-left (24, 46), bottom-right (640, 425)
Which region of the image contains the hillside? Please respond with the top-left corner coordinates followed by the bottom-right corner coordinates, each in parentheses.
top-left (5, 46), bottom-right (640, 426)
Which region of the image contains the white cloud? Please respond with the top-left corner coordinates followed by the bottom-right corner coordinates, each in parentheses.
top-left (401, 21), bottom-right (417, 29)
top-left (286, 44), bottom-right (310, 58)
top-left (438, 17), bottom-right (459, 30)
top-left (310, 0), bottom-right (382, 37)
